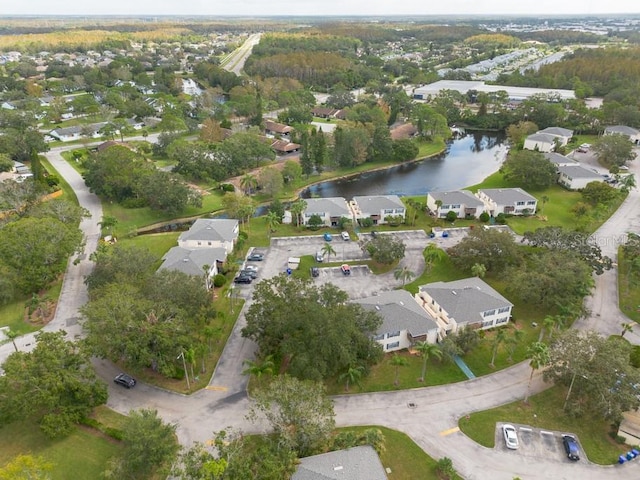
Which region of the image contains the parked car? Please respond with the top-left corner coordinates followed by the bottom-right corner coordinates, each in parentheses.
top-left (244, 265), bottom-right (258, 272)
top-left (234, 274), bottom-right (252, 284)
top-left (310, 267), bottom-right (320, 277)
top-left (562, 435), bottom-right (580, 461)
top-left (315, 251), bottom-right (324, 262)
top-left (240, 269), bottom-right (257, 279)
top-left (370, 230), bottom-right (378, 238)
top-left (341, 264), bottom-right (351, 275)
top-left (323, 233), bottom-right (333, 242)
top-left (620, 165), bottom-right (630, 171)
top-left (247, 253), bottom-right (263, 261)
top-left (114, 373), bottom-right (136, 389)
top-left (341, 231), bottom-right (350, 241)
top-left (502, 424), bottom-right (519, 450)
top-left (577, 143), bottom-right (590, 153)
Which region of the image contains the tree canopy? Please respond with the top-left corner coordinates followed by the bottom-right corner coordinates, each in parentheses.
top-left (365, 235), bottom-right (406, 264)
top-left (592, 133), bottom-right (637, 168)
top-left (447, 228), bottom-right (521, 274)
top-left (501, 149), bottom-right (558, 190)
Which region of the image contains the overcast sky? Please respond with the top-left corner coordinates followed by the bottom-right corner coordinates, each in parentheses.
top-left (4, 0), bottom-right (640, 16)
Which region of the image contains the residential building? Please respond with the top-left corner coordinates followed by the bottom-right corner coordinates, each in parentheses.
top-left (178, 219), bottom-right (239, 254)
top-left (413, 80), bottom-right (575, 102)
top-left (523, 132), bottom-right (559, 153)
top-left (49, 122), bottom-right (106, 142)
top-left (417, 277), bottom-right (513, 335)
top-left (356, 290), bottom-right (439, 352)
top-left (350, 195), bottom-right (406, 225)
top-left (301, 197), bottom-right (352, 227)
top-left (292, 446), bottom-right (388, 480)
top-left (543, 152), bottom-right (578, 168)
top-left (557, 165), bottom-right (604, 190)
top-left (476, 188), bottom-right (537, 216)
top-left (426, 190), bottom-right (485, 219)
top-left (537, 127), bottom-right (573, 146)
top-left (270, 138), bottom-right (300, 154)
top-left (158, 246), bottom-right (226, 288)
top-left (604, 125), bottom-right (640, 144)
top-left (265, 120), bottom-right (293, 138)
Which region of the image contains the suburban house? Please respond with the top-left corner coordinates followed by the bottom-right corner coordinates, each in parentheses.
top-left (265, 120), bottom-right (293, 138)
top-left (158, 246), bottom-right (226, 288)
top-left (426, 190), bottom-right (486, 219)
top-left (356, 290), bottom-right (439, 352)
top-left (292, 446), bottom-right (388, 480)
top-left (604, 125), bottom-right (640, 144)
top-left (270, 138), bottom-right (301, 155)
top-left (126, 117), bottom-right (146, 130)
top-left (311, 106), bottom-right (346, 119)
top-left (301, 197), bottom-right (352, 227)
top-left (49, 122), bottom-right (106, 142)
top-left (537, 127), bottom-right (573, 146)
top-left (416, 277), bottom-right (513, 336)
top-left (523, 132), bottom-right (560, 153)
top-left (543, 152), bottom-right (579, 168)
top-left (0, 161), bottom-right (32, 183)
top-left (350, 195), bottom-right (406, 225)
top-left (177, 219), bottom-right (239, 254)
top-left (476, 188), bottom-right (537, 216)
top-left (557, 165), bottom-right (604, 190)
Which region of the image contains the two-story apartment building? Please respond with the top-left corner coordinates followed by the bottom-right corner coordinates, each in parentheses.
top-left (476, 188), bottom-right (537, 216)
top-left (604, 125), bottom-right (640, 144)
top-left (158, 246), bottom-right (227, 288)
top-left (416, 277), bottom-right (513, 337)
top-left (350, 195), bottom-right (406, 225)
top-left (302, 197), bottom-right (352, 227)
top-left (426, 190), bottom-right (486, 219)
top-left (557, 165), bottom-right (604, 190)
top-left (178, 219), bottom-right (239, 254)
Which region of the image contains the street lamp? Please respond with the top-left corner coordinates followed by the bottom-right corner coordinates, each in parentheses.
top-left (177, 351), bottom-right (190, 391)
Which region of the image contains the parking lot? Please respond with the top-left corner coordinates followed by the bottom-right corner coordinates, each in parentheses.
top-left (496, 423), bottom-right (587, 464)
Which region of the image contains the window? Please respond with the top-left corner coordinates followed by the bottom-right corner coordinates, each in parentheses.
top-left (497, 306), bottom-right (510, 314)
top-left (451, 204), bottom-right (461, 209)
top-left (481, 320), bottom-right (494, 328)
top-left (207, 241), bottom-right (212, 246)
top-left (527, 201), bottom-right (536, 205)
top-left (386, 341), bottom-right (400, 350)
top-left (373, 334), bottom-right (385, 341)
top-left (496, 317), bottom-right (509, 325)
top-left (197, 242), bottom-right (202, 246)
top-left (387, 331), bottom-right (400, 338)
top-left (384, 209), bottom-right (394, 214)
top-left (516, 201), bottom-right (525, 206)
top-left (483, 309), bottom-right (496, 317)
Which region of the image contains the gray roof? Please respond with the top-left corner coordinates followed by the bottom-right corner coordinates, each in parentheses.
top-left (420, 277), bottom-right (512, 326)
top-left (352, 195), bottom-right (405, 214)
top-left (557, 165), bottom-right (603, 179)
top-left (303, 197), bottom-right (351, 218)
top-left (292, 446), bottom-right (388, 480)
top-left (538, 127), bottom-right (573, 138)
top-left (543, 152), bottom-right (578, 166)
top-left (413, 80), bottom-right (575, 101)
top-left (158, 246), bottom-right (226, 276)
top-left (478, 188), bottom-right (536, 204)
top-left (605, 125), bottom-right (639, 137)
top-left (356, 290), bottom-right (438, 337)
top-left (179, 219), bottom-right (239, 244)
top-left (525, 132), bottom-right (558, 144)
top-left (428, 190), bottom-right (484, 207)
top-left (50, 122), bottom-right (106, 136)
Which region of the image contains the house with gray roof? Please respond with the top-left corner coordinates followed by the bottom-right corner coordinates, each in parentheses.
top-left (537, 126), bottom-right (573, 146)
top-left (356, 290), bottom-right (439, 352)
top-left (49, 122), bottom-right (106, 142)
top-left (350, 195), bottom-right (406, 225)
top-left (543, 152), bottom-right (578, 168)
top-left (426, 190), bottom-right (485, 219)
top-left (523, 132), bottom-right (559, 153)
top-left (417, 277), bottom-right (513, 334)
top-left (178, 219), bottom-right (239, 254)
top-left (604, 125), bottom-right (640, 144)
top-left (292, 446), bottom-right (388, 480)
top-left (557, 165), bottom-right (604, 190)
top-left (301, 197), bottom-right (352, 227)
top-left (158, 246), bottom-right (226, 288)
top-left (476, 188), bottom-right (537, 216)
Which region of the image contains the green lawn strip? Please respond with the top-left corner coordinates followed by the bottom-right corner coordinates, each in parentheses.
top-left (117, 232), bottom-right (180, 262)
top-left (618, 247), bottom-right (640, 323)
top-left (404, 254), bottom-right (468, 295)
top-left (458, 386), bottom-right (629, 465)
top-left (40, 156), bottom-right (79, 204)
top-left (336, 426), bottom-right (463, 480)
top-left (0, 419), bottom-right (122, 479)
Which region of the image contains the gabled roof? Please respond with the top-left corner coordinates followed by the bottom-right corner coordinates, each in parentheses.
top-left (420, 277), bottom-right (512, 326)
top-left (179, 219), bottom-right (239, 244)
top-left (605, 125), bottom-right (639, 137)
top-left (271, 139), bottom-right (300, 152)
top-left (303, 197), bottom-right (351, 218)
top-left (525, 132), bottom-right (558, 144)
top-left (158, 246), bottom-right (226, 276)
top-left (50, 122), bottom-right (106, 137)
top-left (428, 190), bottom-right (484, 207)
top-left (538, 127), bottom-right (573, 138)
top-left (478, 188), bottom-right (536, 205)
top-left (352, 195), bottom-right (405, 214)
top-left (557, 165), bottom-right (603, 179)
top-left (292, 446), bottom-right (388, 480)
top-left (356, 290), bottom-right (438, 337)
top-left (265, 120), bottom-right (293, 134)
top-left (543, 152), bottom-right (578, 166)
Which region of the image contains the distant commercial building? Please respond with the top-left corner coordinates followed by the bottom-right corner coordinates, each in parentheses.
top-left (413, 80), bottom-right (575, 102)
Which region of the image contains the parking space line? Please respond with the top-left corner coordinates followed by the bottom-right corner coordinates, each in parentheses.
top-left (519, 427), bottom-right (533, 433)
top-left (440, 426), bottom-right (460, 436)
top-left (205, 385), bottom-right (228, 392)
top-left (540, 430), bottom-right (554, 435)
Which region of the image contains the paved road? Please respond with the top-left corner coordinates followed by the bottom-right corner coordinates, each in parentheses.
top-left (221, 33), bottom-right (261, 75)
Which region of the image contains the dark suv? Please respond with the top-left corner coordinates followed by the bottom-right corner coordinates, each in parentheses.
top-left (562, 435), bottom-right (580, 461)
top-left (114, 373), bottom-right (136, 389)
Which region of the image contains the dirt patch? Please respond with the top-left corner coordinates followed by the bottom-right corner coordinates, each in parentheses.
top-left (24, 296), bottom-right (57, 327)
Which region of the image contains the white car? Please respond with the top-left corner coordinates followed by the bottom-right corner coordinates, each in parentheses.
top-left (341, 231), bottom-right (350, 241)
top-left (502, 424), bottom-right (519, 450)
top-left (244, 265), bottom-right (258, 273)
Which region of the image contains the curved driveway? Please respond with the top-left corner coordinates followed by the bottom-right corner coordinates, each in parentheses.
top-left (3, 143), bottom-right (640, 479)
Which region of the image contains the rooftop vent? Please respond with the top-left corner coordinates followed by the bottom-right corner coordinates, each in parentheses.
top-left (334, 466), bottom-right (343, 471)
top-left (399, 301), bottom-right (404, 306)
top-left (452, 291), bottom-right (457, 295)
top-left (375, 305), bottom-right (381, 310)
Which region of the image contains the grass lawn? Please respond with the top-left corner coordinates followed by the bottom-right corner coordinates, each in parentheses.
top-left (0, 418), bottom-right (122, 479)
top-left (618, 247), bottom-right (640, 323)
top-left (41, 156), bottom-right (79, 204)
top-left (118, 232), bottom-right (180, 262)
top-left (458, 386), bottom-right (630, 465)
top-left (337, 426), bottom-right (463, 480)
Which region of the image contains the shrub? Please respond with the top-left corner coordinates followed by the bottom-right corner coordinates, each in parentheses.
top-left (220, 183), bottom-right (235, 192)
top-left (495, 213), bottom-right (506, 224)
top-left (359, 217), bottom-right (374, 227)
top-left (445, 211), bottom-right (457, 223)
top-left (479, 212), bottom-right (490, 222)
top-left (213, 274), bottom-right (226, 288)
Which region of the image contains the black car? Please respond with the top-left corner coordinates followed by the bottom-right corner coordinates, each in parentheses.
top-left (234, 274), bottom-right (252, 284)
top-left (310, 267), bottom-right (320, 277)
top-left (562, 435), bottom-right (580, 461)
top-left (240, 269), bottom-right (257, 279)
top-left (114, 373), bottom-right (136, 389)
top-left (247, 253), bottom-right (263, 261)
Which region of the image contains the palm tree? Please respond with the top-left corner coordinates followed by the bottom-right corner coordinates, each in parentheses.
top-left (540, 195), bottom-right (549, 213)
top-left (506, 328), bottom-right (525, 363)
top-left (621, 323), bottom-right (634, 338)
top-left (414, 341), bottom-right (443, 382)
top-left (538, 315), bottom-right (556, 342)
top-left (470, 263), bottom-right (486, 278)
top-left (240, 174), bottom-right (258, 195)
top-left (490, 328), bottom-right (508, 367)
top-left (98, 215), bottom-right (118, 236)
top-left (265, 211), bottom-right (281, 238)
top-left (321, 242), bottom-right (336, 262)
top-left (4, 328), bottom-right (18, 352)
top-left (339, 364), bottom-right (365, 392)
top-left (394, 266), bottom-right (415, 286)
top-left (242, 355), bottom-right (275, 378)
top-left (423, 244), bottom-right (446, 274)
top-left (389, 353), bottom-right (409, 386)
top-left (290, 199), bottom-right (307, 228)
top-left (524, 342), bottom-right (549, 403)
